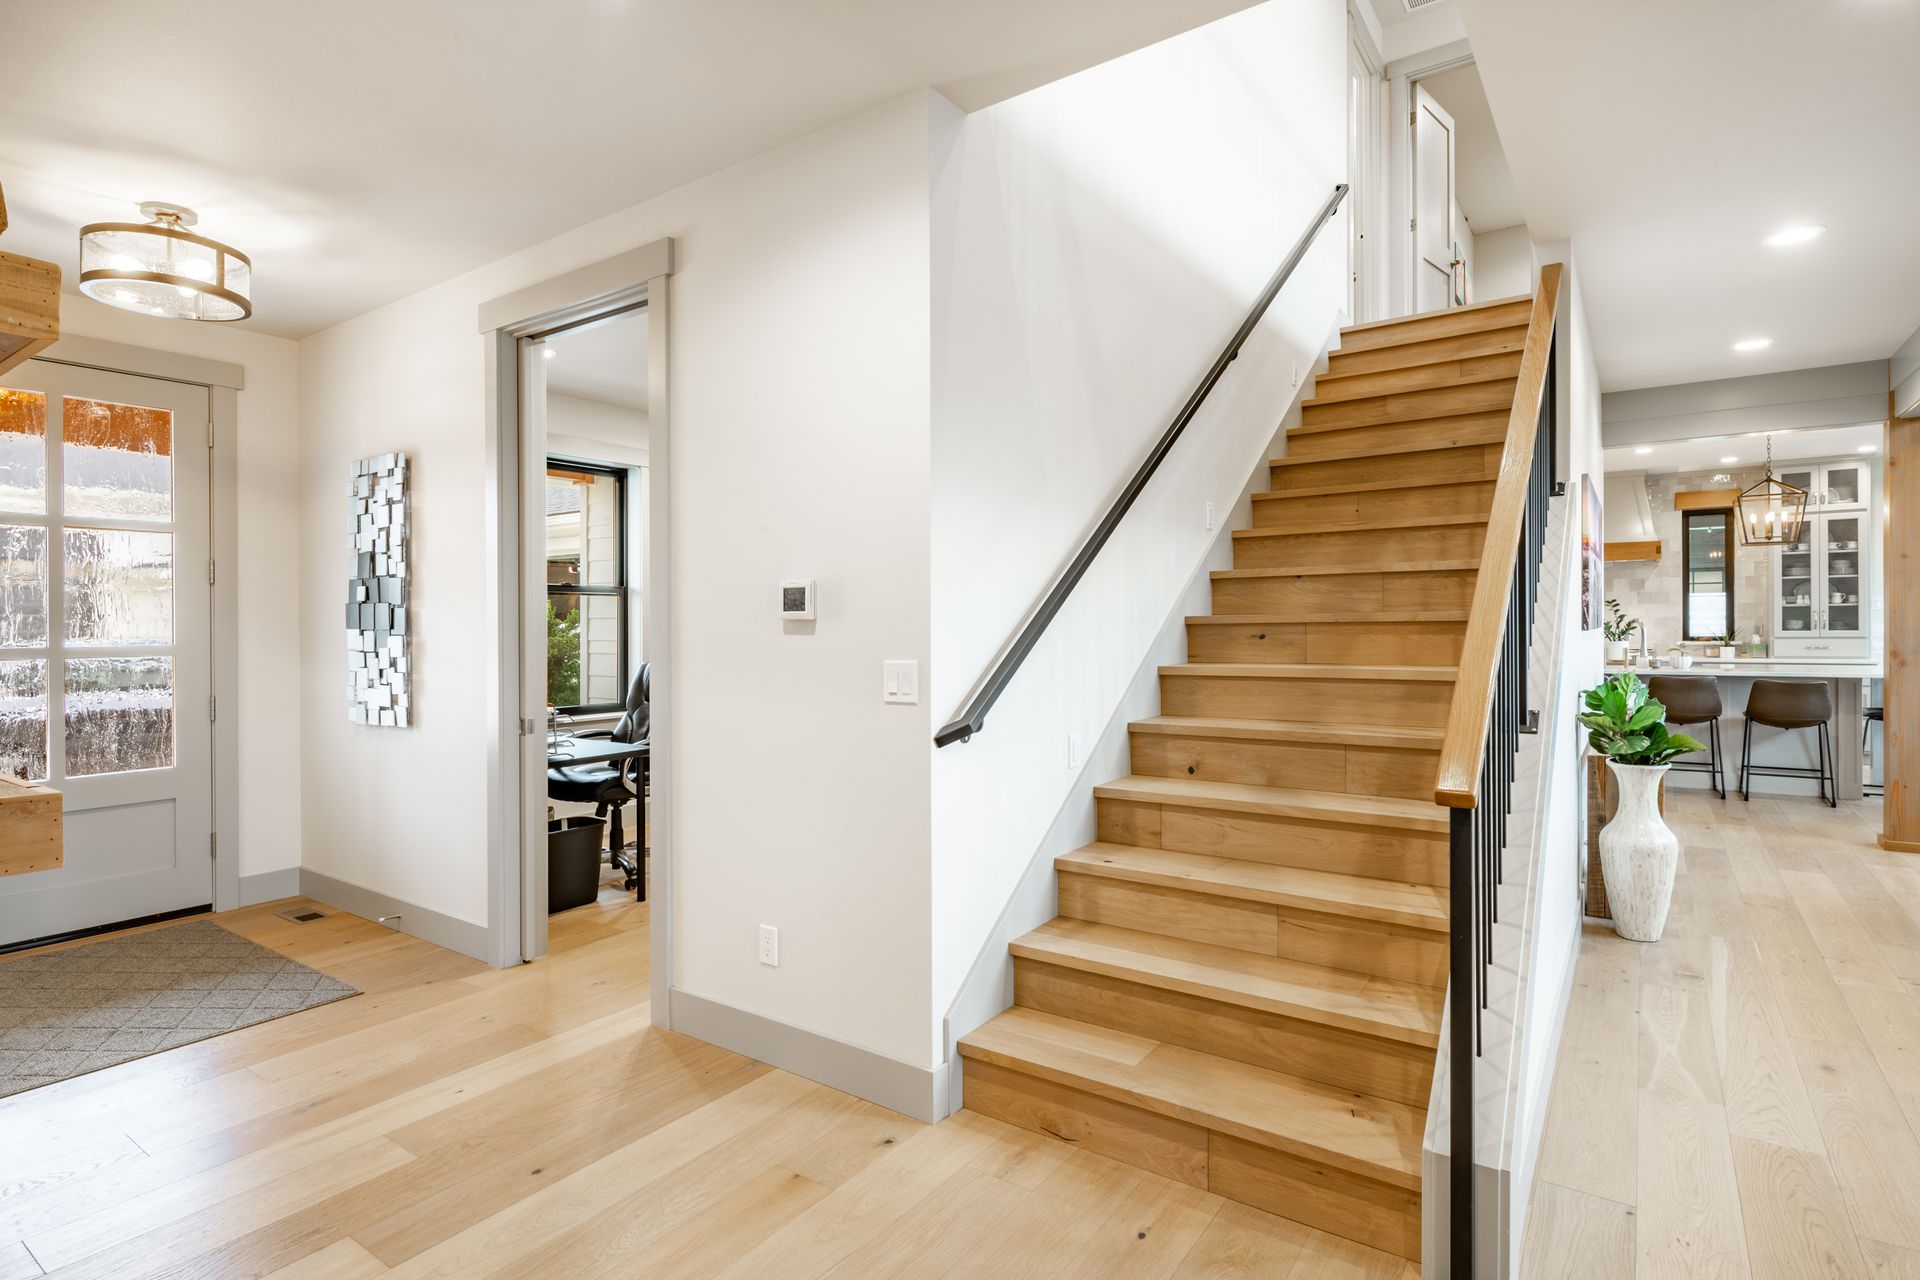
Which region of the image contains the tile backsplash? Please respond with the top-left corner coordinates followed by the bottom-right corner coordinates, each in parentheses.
top-left (1603, 467), bottom-right (1773, 650)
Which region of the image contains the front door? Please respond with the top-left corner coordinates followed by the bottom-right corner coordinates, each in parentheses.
top-left (0, 361), bottom-right (214, 947)
top-left (1412, 82), bottom-right (1460, 312)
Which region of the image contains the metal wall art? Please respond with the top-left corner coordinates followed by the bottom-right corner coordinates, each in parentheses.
top-left (346, 453), bottom-right (409, 726)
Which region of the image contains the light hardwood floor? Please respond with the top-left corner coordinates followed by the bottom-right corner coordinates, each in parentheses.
top-left (1522, 791), bottom-right (1920, 1280)
top-left (0, 876), bottom-right (1416, 1278)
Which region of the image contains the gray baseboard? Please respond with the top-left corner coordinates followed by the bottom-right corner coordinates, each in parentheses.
top-left (238, 867), bottom-right (302, 906)
top-left (669, 986), bottom-right (948, 1124)
top-left (298, 868), bottom-right (492, 963)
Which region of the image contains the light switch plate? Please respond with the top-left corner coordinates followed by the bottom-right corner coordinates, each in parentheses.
top-left (883, 659), bottom-right (919, 705)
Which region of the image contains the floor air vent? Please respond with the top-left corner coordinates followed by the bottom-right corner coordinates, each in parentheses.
top-left (275, 908), bottom-right (328, 924)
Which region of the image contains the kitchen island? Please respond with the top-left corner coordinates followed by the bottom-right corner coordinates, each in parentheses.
top-left (1604, 660), bottom-right (1880, 800)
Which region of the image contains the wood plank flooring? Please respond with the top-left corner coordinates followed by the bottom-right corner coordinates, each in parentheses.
top-left (1523, 792), bottom-right (1920, 1279)
top-left (0, 876), bottom-right (1414, 1277)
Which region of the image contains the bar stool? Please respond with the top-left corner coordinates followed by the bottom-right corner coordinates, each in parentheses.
top-left (1741, 679), bottom-right (1836, 807)
top-left (1649, 674), bottom-right (1725, 798)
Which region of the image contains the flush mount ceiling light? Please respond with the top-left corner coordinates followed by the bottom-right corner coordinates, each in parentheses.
top-left (1721, 455), bottom-right (1740, 464)
top-left (78, 202), bottom-right (251, 321)
top-left (1764, 224), bottom-right (1826, 248)
top-left (1858, 444), bottom-right (1878, 453)
top-left (1736, 435), bottom-right (1807, 547)
top-left (1635, 446), bottom-right (1654, 455)
top-left (1732, 337), bottom-right (1772, 352)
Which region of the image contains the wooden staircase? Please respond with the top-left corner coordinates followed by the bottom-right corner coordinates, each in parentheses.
top-left (957, 294), bottom-right (1541, 1262)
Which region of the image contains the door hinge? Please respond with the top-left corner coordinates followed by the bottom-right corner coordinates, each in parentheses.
top-left (207, 418), bottom-right (215, 449)
top-left (209, 695), bottom-right (217, 723)
top-left (1409, 217), bottom-right (1417, 232)
top-left (210, 832), bottom-right (218, 861)
top-left (207, 558), bottom-right (216, 586)
top-left (1409, 109), bottom-right (1416, 125)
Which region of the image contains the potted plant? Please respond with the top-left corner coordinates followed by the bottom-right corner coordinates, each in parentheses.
top-left (1602, 599), bottom-right (1639, 664)
top-left (1665, 644), bottom-right (1694, 670)
top-left (1714, 632), bottom-right (1738, 660)
top-left (1579, 673), bottom-right (1703, 942)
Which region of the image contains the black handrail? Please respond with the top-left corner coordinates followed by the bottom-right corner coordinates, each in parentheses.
top-left (934, 183), bottom-right (1349, 748)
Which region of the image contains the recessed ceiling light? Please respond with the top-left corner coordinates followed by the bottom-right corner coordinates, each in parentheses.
top-left (1764, 224), bottom-right (1826, 248)
top-left (1732, 338), bottom-right (1772, 352)
top-left (543, 347), bottom-right (557, 359)
top-left (1721, 455), bottom-right (1739, 464)
top-left (1634, 446), bottom-right (1653, 455)
top-left (1858, 444), bottom-right (1877, 453)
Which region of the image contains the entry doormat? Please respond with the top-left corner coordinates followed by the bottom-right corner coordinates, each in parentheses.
top-left (0, 920), bottom-right (358, 1099)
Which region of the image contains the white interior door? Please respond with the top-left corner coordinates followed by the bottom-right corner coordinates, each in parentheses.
top-left (1412, 83), bottom-right (1459, 313)
top-left (0, 361), bottom-right (213, 947)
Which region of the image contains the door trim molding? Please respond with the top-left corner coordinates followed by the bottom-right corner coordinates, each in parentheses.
top-left (477, 239), bottom-right (676, 1015)
top-left (38, 333), bottom-right (246, 390)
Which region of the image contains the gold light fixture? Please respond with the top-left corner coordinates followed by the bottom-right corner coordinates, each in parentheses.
top-left (78, 202), bottom-right (251, 321)
top-left (1736, 435), bottom-right (1807, 547)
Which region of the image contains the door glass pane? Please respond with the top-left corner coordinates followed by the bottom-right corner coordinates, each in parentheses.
top-left (61, 396), bottom-right (173, 521)
top-left (0, 525), bottom-right (48, 648)
top-left (64, 656), bottom-right (174, 776)
top-left (545, 468), bottom-right (620, 587)
top-left (1826, 466), bottom-right (1862, 506)
top-left (1826, 516), bottom-right (1862, 632)
top-left (1779, 526), bottom-right (1813, 634)
top-left (1778, 467), bottom-right (1816, 499)
top-left (63, 528), bottom-right (173, 646)
top-left (0, 659), bottom-right (47, 781)
top-left (0, 390), bottom-right (47, 514)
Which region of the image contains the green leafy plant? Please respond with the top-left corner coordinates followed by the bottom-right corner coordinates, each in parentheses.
top-left (547, 599), bottom-right (581, 708)
top-left (1579, 673), bottom-right (1705, 766)
top-left (1602, 599), bottom-right (1639, 644)
top-left (1715, 632), bottom-right (1737, 646)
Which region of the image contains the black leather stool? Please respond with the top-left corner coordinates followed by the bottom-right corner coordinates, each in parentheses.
top-left (1650, 675), bottom-right (1725, 798)
top-left (1741, 678), bottom-right (1835, 807)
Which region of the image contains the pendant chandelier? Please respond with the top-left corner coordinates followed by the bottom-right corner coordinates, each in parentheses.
top-left (78, 202), bottom-right (251, 322)
top-left (1736, 435), bottom-right (1807, 547)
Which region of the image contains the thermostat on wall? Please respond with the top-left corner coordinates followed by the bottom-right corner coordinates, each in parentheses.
top-left (780, 579), bottom-right (816, 621)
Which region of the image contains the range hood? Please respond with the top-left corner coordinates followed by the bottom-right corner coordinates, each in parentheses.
top-left (1603, 472), bottom-right (1660, 561)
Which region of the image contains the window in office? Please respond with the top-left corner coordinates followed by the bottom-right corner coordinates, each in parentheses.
top-left (545, 461), bottom-right (627, 712)
top-left (1681, 508), bottom-right (1734, 640)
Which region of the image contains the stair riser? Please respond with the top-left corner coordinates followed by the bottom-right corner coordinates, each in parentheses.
top-left (1209, 570), bottom-right (1475, 615)
top-left (1267, 442), bottom-right (1502, 494)
top-left (961, 1061), bottom-right (1419, 1258)
top-left (1311, 350), bottom-right (1523, 404)
top-left (1252, 480), bottom-right (1495, 530)
top-left (1056, 872), bottom-right (1447, 984)
top-left (1232, 524), bottom-right (1485, 571)
top-left (1013, 958), bottom-right (1435, 1105)
top-left (1303, 380), bottom-right (1516, 432)
top-left (1334, 298), bottom-right (1532, 354)
top-left (1325, 323), bottom-right (1528, 378)
top-left (1285, 411), bottom-right (1507, 457)
top-left (1096, 800), bottom-right (1446, 884)
top-left (1185, 619), bottom-right (1466, 666)
top-left (1129, 730), bottom-right (1438, 801)
top-left (1158, 673), bottom-right (1455, 729)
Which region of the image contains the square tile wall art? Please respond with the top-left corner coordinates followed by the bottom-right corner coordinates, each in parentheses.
top-left (346, 453), bottom-right (409, 727)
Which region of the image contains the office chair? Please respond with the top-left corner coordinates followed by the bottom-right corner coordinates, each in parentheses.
top-left (547, 662), bottom-right (650, 897)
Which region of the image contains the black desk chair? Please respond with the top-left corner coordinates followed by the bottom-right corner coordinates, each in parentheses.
top-left (548, 663), bottom-right (649, 897)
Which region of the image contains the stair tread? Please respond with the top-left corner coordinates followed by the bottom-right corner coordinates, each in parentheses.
top-left (1288, 407), bottom-right (1512, 439)
top-left (1337, 293), bottom-right (1532, 337)
top-left (1253, 471), bottom-right (1497, 500)
top-left (1093, 775), bottom-right (1448, 832)
top-left (1058, 842), bottom-right (1448, 932)
top-left (1129, 714), bottom-right (1445, 750)
top-left (958, 1006), bottom-right (1424, 1187)
top-left (1233, 514), bottom-right (1487, 539)
top-left (1269, 435), bottom-right (1500, 468)
top-left (1161, 662), bottom-right (1457, 681)
top-left (1312, 351), bottom-right (1523, 403)
top-left (1013, 917), bottom-right (1441, 1046)
top-left (1212, 560), bottom-right (1479, 580)
top-left (1301, 368), bottom-right (1517, 411)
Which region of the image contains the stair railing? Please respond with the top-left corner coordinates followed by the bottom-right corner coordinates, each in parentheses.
top-left (933, 183), bottom-right (1349, 748)
top-left (1431, 260), bottom-right (1563, 1277)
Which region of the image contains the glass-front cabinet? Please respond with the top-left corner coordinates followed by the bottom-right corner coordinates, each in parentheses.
top-left (1776, 461), bottom-right (1870, 512)
top-left (1775, 511), bottom-right (1870, 656)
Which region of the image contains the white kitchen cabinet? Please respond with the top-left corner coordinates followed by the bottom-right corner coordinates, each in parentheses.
top-left (1774, 511), bottom-right (1870, 658)
top-left (1776, 460), bottom-right (1870, 512)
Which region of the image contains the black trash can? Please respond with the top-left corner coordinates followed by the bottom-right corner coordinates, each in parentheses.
top-left (548, 816), bottom-right (605, 913)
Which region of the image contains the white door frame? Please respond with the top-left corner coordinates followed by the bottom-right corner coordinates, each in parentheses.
top-left (1384, 42), bottom-right (1474, 319)
top-left (1346, 4), bottom-right (1387, 326)
top-left (478, 240), bottom-right (676, 1019)
top-left (28, 335), bottom-right (243, 917)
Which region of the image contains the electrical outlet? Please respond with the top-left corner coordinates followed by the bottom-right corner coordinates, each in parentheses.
top-left (1205, 500), bottom-right (1215, 530)
top-left (1067, 732), bottom-right (1081, 770)
top-left (758, 924), bottom-right (779, 966)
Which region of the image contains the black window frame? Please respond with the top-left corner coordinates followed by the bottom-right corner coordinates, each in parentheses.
top-left (1680, 507), bottom-right (1735, 642)
top-left (545, 458), bottom-right (629, 715)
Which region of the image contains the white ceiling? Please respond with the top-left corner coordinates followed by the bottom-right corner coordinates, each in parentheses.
top-left (1418, 64), bottom-right (1525, 234)
top-left (544, 309), bottom-right (649, 412)
top-left (1602, 421), bottom-right (1881, 474)
top-left (0, 0), bottom-right (1257, 339)
top-left (1459, 0), bottom-right (1920, 392)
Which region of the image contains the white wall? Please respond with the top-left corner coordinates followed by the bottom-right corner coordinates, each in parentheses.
top-left (298, 94), bottom-right (936, 1066)
top-left (547, 392), bottom-right (649, 467)
top-left (1474, 224), bottom-right (1532, 301)
top-left (928, 0), bottom-right (1349, 1063)
top-left (50, 293), bottom-right (303, 883)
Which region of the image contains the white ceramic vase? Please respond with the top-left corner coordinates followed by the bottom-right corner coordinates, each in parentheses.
top-left (1606, 640), bottom-right (1628, 664)
top-left (1598, 760), bottom-right (1679, 942)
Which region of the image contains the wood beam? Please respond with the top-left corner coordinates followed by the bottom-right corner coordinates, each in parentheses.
top-left (1884, 395), bottom-right (1920, 852)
